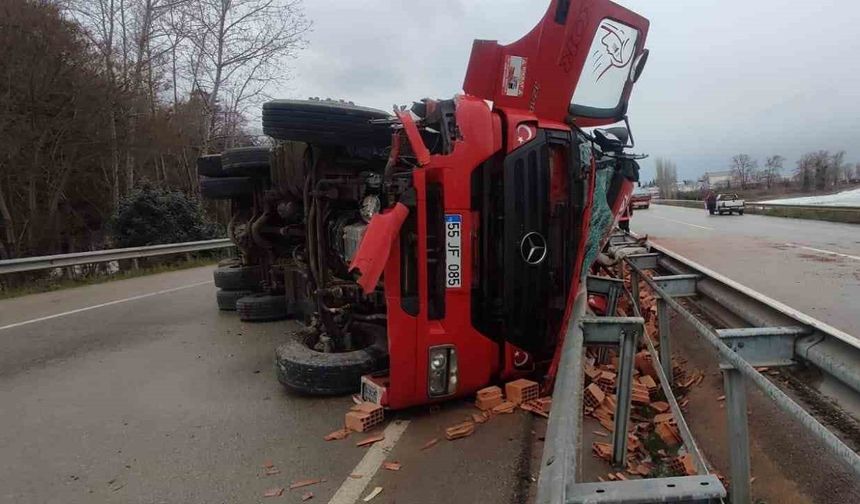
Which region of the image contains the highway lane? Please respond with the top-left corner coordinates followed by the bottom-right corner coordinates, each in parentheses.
top-left (0, 266), bottom-right (530, 504)
top-left (632, 204), bottom-right (860, 337)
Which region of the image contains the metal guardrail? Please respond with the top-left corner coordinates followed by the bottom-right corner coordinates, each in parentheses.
top-left (655, 199), bottom-right (860, 210)
top-left (654, 199), bottom-right (860, 224)
top-left (537, 232), bottom-right (860, 503)
top-left (0, 239), bottom-right (234, 275)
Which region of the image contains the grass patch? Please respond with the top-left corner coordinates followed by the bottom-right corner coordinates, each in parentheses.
top-left (0, 255), bottom-right (223, 300)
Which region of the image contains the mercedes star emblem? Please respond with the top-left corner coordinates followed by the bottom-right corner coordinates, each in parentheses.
top-left (520, 231), bottom-right (548, 265)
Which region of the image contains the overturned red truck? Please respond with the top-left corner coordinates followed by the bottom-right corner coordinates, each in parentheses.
top-left (198, 0), bottom-right (650, 409)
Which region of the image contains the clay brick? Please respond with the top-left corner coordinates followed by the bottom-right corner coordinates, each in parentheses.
top-left (650, 401), bottom-right (670, 413)
top-left (592, 442), bottom-right (612, 461)
top-left (605, 394), bottom-right (617, 411)
top-left (477, 386), bottom-right (503, 400)
top-left (475, 386), bottom-right (503, 411)
top-left (655, 422), bottom-right (681, 447)
top-left (634, 351), bottom-right (658, 380)
top-left (584, 383), bottom-right (606, 409)
top-left (505, 379), bottom-right (539, 404)
top-left (638, 375), bottom-right (658, 394)
top-left (492, 401), bottom-right (517, 414)
top-left (584, 365), bottom-right (601, 383)
top-left (668, 454), bottom-right (696, 476)
top-left (653, 412), bottom-right (674, 424)
top-left (345, 402), bottom-right (384, 432)
top-left (476, 395), bottom-right (503, 411)
top-left (597, 371), bottom-right (617, 394)
top-left (445, 421), bottom-right (475, 440)
top-left (535, 397), bottom-right (552, 413)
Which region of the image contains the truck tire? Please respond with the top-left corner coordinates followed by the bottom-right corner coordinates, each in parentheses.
top-left (216, 289), bottom-right (255, 311)
top-left (738, 209), bottom-right (744, 215)
top-left (200, 176), bottom-right (253, 200)
top-left (221, 146), bottom-right (271, 177)
top-left (213, 264), bottom-right (262, 290)
top-left (262, 99), bottom-right (391, 147)
top-left (275, 324), bottom-right (389, 396)
top-left (236, 293), bottom-right (290, 322)
top-left (197, 154), bottom-right (223, 177)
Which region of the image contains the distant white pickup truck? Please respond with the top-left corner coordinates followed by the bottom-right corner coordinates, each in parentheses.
top-left (712, 193), bottom-right (745, 215)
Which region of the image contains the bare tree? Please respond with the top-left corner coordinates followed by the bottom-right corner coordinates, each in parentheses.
top-left (730, 154), bottom-right (758, 189)
top-left (655, 158), bottom-right (678, 199)
top-left (761, 155), bottom-right (784, 189)
top-left (185, 0), bottom-right (310, 152)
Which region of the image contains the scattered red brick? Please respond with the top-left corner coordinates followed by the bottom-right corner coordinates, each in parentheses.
top-left (445, 421), bottom-right (476, 440)
top-left (475, 386), bottom-right (504, 410)
top-left (649, 401), bottom-right (670, 413)
top-left (356, 434), bottom-right (385, 447)
top-left (302, 491), bottom-right (314, 501)
top-left (492, 401), bottom-right (517, 414)
top-left (263, 487), bottom-right (284, 498)
top-left (382, 461), bottom-right (401, 471)
top-left (264, 467), bottom-right (281, 476)
top-left (593, 430), bottom-right (609, 437)
top-left (262, 460), bottom-right (275, 469)
top-left (290, 479), bottom-right (324, 490)
top-left (421, 438), bottom-right (439, 450)
top-left (584, 383), bottom-right (606, 409)
top-left (346, 402), bottom-right (384, 432)
top-left (324, 428), bottom-right (351, 441)
top-left (505, 379), bottom-right (540, 404)
top-left (592, 442), bottom-right (612, 461)
top-left (472, 412), bottom-right (489, 424)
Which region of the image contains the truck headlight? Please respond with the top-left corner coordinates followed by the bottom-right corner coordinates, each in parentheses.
top-left (428, 345), bottom-right (458, 397)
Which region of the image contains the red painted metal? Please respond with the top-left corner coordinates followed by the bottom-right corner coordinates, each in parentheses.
top-left (349, 202), bottom-right (409, 294)
top-left (370, 0), bottom-right (649, 408)
top-left (463, 0), bottom-right (649, 126)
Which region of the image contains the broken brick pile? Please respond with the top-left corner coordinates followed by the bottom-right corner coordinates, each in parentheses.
top-left (585, 268), bottom-right (707, 481)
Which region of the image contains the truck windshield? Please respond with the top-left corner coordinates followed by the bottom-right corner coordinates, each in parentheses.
top-left (571, 18), bottom-right (640, 118)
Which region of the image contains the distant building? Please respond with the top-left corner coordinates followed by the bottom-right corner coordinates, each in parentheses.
top-left (702, 170), bottom-right (733, 189)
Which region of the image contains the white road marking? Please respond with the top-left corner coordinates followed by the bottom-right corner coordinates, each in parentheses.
top-left (0, 281), bottom-right (213, 332)
top-left (648, 214), bottom-right (715, 231)
top-left (328, 420), bottom-right (410, 504)
top-left (785, 243), bottom-right (860, 262)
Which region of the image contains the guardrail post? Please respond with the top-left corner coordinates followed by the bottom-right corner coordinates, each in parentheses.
top-left (630, 269), bottom-right (640, 314)
top-left (657, 297), bottom-right (672, 380)
top-left (132, 258), bottom-right (140, 271)
top-left (722, 365), bottom-right (751, 504)
top-left (612, 327), bottom-right (637, 467)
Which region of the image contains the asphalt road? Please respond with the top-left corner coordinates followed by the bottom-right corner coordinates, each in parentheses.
top-left (632, 204), bottom-right (860, 337)
top-left (0, 267), bottom-right (532, 504)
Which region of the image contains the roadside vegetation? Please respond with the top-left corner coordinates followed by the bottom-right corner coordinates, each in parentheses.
top-left (648, 151), bottom-right (860, 201)
top-left (0, 0), bottom-right (309, 261)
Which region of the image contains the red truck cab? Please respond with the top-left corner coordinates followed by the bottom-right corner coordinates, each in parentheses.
top-left (357, 0), bottom-right (650, 408)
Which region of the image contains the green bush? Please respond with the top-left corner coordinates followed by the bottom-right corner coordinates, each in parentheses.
top-left (109, 183), bottom-right (222, 247)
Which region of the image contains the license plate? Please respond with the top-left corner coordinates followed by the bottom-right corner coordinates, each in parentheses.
top-left (361, 379), bottom-right (381, 404)
top-left (445, 214), bottom-right (462, 289)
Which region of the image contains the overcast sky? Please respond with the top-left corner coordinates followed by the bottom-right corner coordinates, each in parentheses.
top-left (276, 0), bottom-right (860, 181)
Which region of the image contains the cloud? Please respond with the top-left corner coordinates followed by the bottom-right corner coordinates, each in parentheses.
top-left (274, 0), bottom-right (860, 181)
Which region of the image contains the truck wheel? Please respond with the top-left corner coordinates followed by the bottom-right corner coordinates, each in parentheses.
top-left (213, 264), bottom-right (262, 290)
top-left (709, 209), bottom-right (715, 215)
top-left (262, 99), bottom-right (392, 147)
top-left (221, 146), bottom-right (271, 177)
top-left (200, 176), bottom-right (254, 200)
top-left (216, 289), bottom-right (255, 311)
top-left (275, 324), bottom-right (389, 395)
top-left (738, 209), bottom-right (744, 215)
top-left (236, 293), bottom-right (290, 322)
top-left (197, 154), bottom-right (223, 177)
